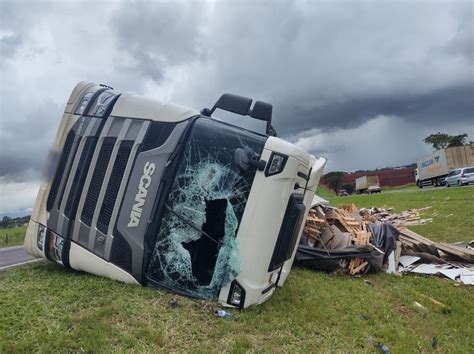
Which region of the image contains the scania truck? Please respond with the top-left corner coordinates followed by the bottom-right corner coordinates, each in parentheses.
top-left (25, 82), bottom-right (326, 308)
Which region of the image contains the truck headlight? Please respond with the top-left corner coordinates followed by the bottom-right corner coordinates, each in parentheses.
top-left (265, 152), bottom-right (288, 176)
top-left (75, 92), bottom-right (93, 115)
top-left (37, 224), bottom-right (46, 251)
top-left (46, 232), bottom-right (65, 264)
top-left (228, 280), bottom-right (246, 308)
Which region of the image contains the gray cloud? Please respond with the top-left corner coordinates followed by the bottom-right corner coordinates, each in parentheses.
top-left (112, 1), bottom-right (206, 82)
top-left (0, 98), bottom-right (60, 180)
top-left (110, 0), bottom-right (473, 135)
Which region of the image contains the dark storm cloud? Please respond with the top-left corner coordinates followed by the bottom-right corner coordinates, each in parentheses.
top-left (110, 0), bottom-right (473, 137)
top-left (275, 83), bottom-right (474, 137)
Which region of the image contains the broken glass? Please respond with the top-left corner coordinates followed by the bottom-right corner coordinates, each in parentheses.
top-left (146, 118), bottom-right (266, 299)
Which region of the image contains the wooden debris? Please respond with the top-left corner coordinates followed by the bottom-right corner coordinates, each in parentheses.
top-left (301, 202), bottom-right (473, 278)
top-left (359, 207), bottom-right (433, 226)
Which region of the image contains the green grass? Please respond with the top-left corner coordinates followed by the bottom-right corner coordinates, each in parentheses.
top-left (0, 226), bottom-right (27, 248)
top-left (328, 186), bottom-right (474, 242)
top-left (315, 185), bottom-right (336, 199)
top-left (1, 263), bottom-right (473, 352)
top-left (1, 187), bottom-right (473, 352)
top-left (382, 182), bottom-right (417, 191)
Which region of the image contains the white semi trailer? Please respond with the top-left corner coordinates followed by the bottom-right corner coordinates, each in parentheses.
top-left (24, 82), bottom-right (326, 308)
top-left (355, 175), bottom-right (381, 194)
top-left (415, 145), bottom-right (474, 188)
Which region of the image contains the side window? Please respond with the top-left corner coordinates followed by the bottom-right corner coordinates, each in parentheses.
top-left (449, 170), bottom-right (460, 176)
top-left (466, 168), bottom-right (474, 173)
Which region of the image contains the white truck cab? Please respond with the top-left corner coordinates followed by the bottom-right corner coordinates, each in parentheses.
top-left (25, 82), bottom-right (326, 308)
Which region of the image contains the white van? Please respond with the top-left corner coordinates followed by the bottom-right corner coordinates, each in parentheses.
top-left (24, 82), bottom-right (326, 308)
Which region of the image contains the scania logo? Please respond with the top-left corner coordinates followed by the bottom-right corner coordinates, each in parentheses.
top-left (128, 162), bottom-right (156, 227)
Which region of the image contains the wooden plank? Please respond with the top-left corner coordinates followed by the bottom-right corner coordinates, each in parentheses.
top-left (397, 227), bottom-right (436, 245)
top-left (435, 242), bottom-right (474, 262)
top-left (351, 261), bottom-right (368, 274)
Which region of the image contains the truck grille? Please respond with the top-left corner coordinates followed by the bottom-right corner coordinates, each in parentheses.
top-left (47, 114), bottom-right (178, 261)
top-left (64, 137), bottom-right (98, 219)
top-left (81, 137), bottom-right (116, 226)
top-left (97, 140), bottom-right (133, 234)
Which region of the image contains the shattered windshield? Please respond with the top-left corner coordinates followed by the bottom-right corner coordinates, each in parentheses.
top-left (146, 117), bottom-right (267, 299)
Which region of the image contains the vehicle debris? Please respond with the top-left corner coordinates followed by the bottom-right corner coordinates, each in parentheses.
top-left (411, 301), bottom-right (428, 314)
top-left (296, 200), bottom-right (474, 285)
top-left (214, 309), bottom-right (232, 318)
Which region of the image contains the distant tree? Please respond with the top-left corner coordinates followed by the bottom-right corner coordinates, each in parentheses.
top-left (1, 216), bottom-right (10, 227)
top-left (423, 132), bottom-right (468, 150)
top-left (447, 134), bottom-right (468, 147)
top-left (323, 171), bottom-right (346, 192)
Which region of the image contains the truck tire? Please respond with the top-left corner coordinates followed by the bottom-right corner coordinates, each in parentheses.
top-left (446, 182), bottom-right (450, 187)
top-left (417, 181), bottom-right (423, 189)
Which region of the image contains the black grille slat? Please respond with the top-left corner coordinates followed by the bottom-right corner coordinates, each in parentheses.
top-left (81, 137), bottom-right (116, 226)
top-left (141, 122), bottom-right (175, 151)
top-left (64, 137), bottom-right (98, 219)
top-left (47, 130), bottom-right (76, 212)
top-left (97, 140), bottom-right (133, 234)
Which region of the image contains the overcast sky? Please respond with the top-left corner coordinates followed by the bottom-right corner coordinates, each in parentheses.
top-left (0, 0), bottom-right (473, 215)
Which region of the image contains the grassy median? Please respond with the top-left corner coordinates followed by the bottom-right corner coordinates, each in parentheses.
top-left (1, 186), bottom-right (473, 352)
top-left (0, 226), bottom-right (27, 248)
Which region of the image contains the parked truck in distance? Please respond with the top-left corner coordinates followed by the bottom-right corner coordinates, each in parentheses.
top-left (415, 145), bottom-right (474, 188)
top-left (355, 175), bottom-right (381, 194)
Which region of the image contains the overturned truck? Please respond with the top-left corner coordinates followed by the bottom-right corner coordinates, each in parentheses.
top-left (25, 82), bottom-right (326, 308)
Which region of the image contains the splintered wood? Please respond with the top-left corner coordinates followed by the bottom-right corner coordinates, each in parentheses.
top-left (358, 207), bottom-right (433, 226)
top-left (398, 227), bottom-right (474, 263)
top-left (303, 205), bottom-right (372, 275)
top-left (303, 210), bottom-right (325, 242)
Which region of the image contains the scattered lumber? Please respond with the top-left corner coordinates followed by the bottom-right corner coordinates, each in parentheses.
top-left (359, 207), bottom-right (433, 226)
top-left (301, 202), bottom-right (473, 281)
top-left (397, 227), bottom-right (474, 262)
top-left (302, 204), bottom-right (374, 275)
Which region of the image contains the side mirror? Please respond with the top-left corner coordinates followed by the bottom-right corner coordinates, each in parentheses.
top-left (234, 148), bottom-right (266, 171)
top-left (202, 94), bottom-right (277, 136)
top-left (205, 94), bottom-right (252, 116)
top-left (250, 101), bottom-right (275, 136)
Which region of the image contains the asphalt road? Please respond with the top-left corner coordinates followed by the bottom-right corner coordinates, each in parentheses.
top-left (0, 245), bottom-right (40, 271)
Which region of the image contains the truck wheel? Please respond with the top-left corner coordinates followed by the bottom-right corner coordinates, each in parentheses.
top-left (416, 181), bottom-right (422, 188)
top-left (446, 182), bottom-right (450, 187)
